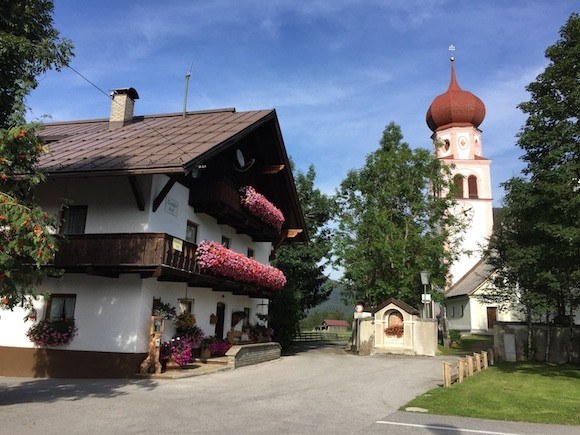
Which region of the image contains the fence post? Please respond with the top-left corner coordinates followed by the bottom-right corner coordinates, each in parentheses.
top-left (481, 351), bottom-right (488, 369)
top-left (488, 348), bottom-right (495, 365)
top-left (443, 362), bottom-right (451, 387)
top-left (466, 355), bottom-right (474, 377)
top-left (458, 359), bottom-right (465, 383)
top-left (457, 359), bottom-right (465, 382)
top-left (474, 353), bottom-right (481, 372)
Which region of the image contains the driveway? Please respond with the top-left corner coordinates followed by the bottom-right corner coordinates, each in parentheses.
top-left (0, 343), bottom-right (574, 434)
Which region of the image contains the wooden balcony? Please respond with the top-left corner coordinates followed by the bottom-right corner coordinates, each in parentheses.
top-left (189, 177), bottom-right (279, 242)
top-left (52, 233), bottom-right (273, 297)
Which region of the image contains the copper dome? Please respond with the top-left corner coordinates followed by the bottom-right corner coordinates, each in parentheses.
top-left (426, 60), bottom-right (486, 132)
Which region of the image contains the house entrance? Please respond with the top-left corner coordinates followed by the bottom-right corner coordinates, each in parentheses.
top-left (487, 307), bottom-right (497, 330)
top-left (215, 302), bottom-right (225, 339)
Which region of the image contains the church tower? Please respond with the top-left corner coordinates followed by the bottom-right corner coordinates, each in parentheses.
top-left (426, 57), bottom-right (494, 286)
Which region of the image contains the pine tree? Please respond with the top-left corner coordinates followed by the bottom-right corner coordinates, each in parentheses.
top-left (485, 13), bottom-right (580, 325)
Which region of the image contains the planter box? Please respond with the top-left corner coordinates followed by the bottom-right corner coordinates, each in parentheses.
top-left (225, 342), bottom-right (281, 369)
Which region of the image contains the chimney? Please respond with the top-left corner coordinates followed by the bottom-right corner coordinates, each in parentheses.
top-left (109, 87), bottom-right (139, 129)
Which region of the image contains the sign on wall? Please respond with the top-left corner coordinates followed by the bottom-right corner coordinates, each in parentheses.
top-left (165, 197), bottom-right (178, 216)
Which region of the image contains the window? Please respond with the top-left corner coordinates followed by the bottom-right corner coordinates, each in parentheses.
top-left (461, 304), bottom-right (465, 317)
top-left (221, 236), bottom-right (231, 248)
top-left (46, 294), bottom-right (76, 320)
top-left (453, 175), bottom-right (464, 198)
top-left (468, 175), bottom-right (478, 198)
top-left (451, 306), bottom-right (455, 318)
top-left (247, 248), bottom-right (255, 258)
top-left (186, 221), bottom-right (198, 244)
top-left (443, 139), bottom-right (450, 152)
top-left (61, 205), bottom-right (87, 234)
top-left (179, 298), bottom-right (194, 314)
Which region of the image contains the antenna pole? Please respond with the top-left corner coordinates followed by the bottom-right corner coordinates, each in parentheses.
top-left (183, 61), bottom-right (193, 117)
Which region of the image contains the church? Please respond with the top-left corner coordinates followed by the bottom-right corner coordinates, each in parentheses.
top-left (426, 56), bottom-right (516, 333)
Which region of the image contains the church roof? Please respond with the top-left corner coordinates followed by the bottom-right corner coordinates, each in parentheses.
top-left (446, 259), bottom-right (494, 298)
top-left (426, 59), bottom-right (486, 132)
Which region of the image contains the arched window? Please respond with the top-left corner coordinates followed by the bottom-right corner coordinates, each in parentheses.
top-left (453, 175), bottom-right (464, 198)
top-left (468, 175), bottom-right (478, 198)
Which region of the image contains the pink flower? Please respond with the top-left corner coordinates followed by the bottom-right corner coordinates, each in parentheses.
top-left (240, 186), bottom-right (285, 231)
top-left (196, 241), bottom-right (286, 290)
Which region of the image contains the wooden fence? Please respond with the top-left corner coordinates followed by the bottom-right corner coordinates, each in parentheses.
top-left (443, 349), bottom-right (495, 387)
top-left (293, 331), bottom-right (339, 342)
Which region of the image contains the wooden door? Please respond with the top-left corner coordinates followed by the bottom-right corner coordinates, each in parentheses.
top-left (215, 302), bottom-right (225, 339)
top-left (487, 307), bottom-right (497, 330)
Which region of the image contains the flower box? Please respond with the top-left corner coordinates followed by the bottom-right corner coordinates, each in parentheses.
top-left (384, 324), bottom-right (404, 338)
top-left (26, 318), bottom-right (77, 346)
top-left (240, 186), bottom-right (284, 231)
top-left (196, 240), bottom-right (286, 290)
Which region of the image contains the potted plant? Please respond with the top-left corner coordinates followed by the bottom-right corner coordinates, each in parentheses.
top-left (153, 301), bottom-right (177, 320)
top-left (200, 337), bottom-right (213, 360)
top-left (174, 312), bottom-right (196, 336)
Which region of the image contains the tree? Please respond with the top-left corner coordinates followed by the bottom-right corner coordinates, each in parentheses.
top-left (0, 0), bottom-right (74, 127)
top-left (0, 125), bottom-right (59, 316)
top-left (0, 1), bottom-right (73, 317)
top-left (269, 164), bottom-right (335, 349)
top-left (334, 122), bottom-right (461, 309)
top-left (484, 14), bottom-right (580, 328)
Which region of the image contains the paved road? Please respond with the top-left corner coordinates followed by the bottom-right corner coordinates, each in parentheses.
top-left (0, 343), bottom-right (577, 434)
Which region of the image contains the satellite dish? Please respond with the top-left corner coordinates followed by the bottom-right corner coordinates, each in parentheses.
top-left (234, 148), bottom-right (255, 172)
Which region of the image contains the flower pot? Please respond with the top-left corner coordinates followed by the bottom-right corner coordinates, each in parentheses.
top-left (201, 348), bottom-right (211, 360)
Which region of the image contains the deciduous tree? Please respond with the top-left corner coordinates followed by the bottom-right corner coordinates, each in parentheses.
top-left (269, 164), bottom-right (335, 349)
top-left (0, 0), bottom-right (74, 127)
top-left (334, 122), bottom-right (461, 309)
top-left (0, 0), bottom-right (73, 317)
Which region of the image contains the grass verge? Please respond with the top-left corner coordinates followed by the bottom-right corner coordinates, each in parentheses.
top-left (404, 362), bottom-right (580, 425)
top-left (437, 334), bottom-right (494, 356)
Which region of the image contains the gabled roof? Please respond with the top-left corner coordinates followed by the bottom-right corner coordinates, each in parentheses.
top-left (38, 108), bottom-right (273, 175)
top-left (36, 107), bottom-right (307, 242)
top-left (446, 259), bottom-right (493, 298)
top-left (372, 298), bottom-right (420, 315)
top-left (323, 319), bottom-right (350, 327)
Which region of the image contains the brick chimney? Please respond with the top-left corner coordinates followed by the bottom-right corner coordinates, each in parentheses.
top-left (109, 87), bottom-right (139, 129)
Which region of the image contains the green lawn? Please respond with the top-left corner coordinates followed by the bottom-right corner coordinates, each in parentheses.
top-left (404, 362), bottom-right (580, 425)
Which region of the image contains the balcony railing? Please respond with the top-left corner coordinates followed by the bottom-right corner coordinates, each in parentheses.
top-left (51, 233), bottom-right (274, 297)
top-left (189, 177), bottom-right (279, 242)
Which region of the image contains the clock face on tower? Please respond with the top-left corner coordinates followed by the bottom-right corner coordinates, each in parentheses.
top-left (458, 136), bottom-right (469, 150)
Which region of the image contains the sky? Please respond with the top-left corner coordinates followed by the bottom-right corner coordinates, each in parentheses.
top-left (27, 1), bottom-right (578, 206)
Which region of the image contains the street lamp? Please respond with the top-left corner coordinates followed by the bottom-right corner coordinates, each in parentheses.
top-left (420, 270), bottom-right (431, 318)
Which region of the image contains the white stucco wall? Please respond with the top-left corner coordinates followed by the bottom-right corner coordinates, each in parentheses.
top-left (35, 174), bottom-right (272, 264)
top-left (0, 174), bottom-right (279, 354)
top-left (0, 274), bottom-right (270, 352)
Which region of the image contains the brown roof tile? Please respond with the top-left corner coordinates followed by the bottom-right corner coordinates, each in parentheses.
top-left (38, 108), bottom-right (273, 175)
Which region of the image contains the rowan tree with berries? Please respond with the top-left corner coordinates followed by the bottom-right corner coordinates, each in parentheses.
top-left (0, 125), bottom-right (60, 316)
top-left (1, 0), bottom-right (73, 316)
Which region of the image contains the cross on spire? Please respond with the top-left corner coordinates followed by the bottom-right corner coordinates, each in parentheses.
top-left (448, 44), bottom-right (456, 61)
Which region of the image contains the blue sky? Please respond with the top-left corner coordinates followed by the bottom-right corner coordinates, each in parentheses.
top-left (27, 1), bottom-right (577, 205)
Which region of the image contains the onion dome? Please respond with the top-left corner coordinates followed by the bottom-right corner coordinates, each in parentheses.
top-left (426, 59), bottom-right (486, 132)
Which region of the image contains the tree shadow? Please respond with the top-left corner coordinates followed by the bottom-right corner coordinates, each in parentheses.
top-left (0, 377), bottom-right (159, 406)
top-left (282, 341), bottom-right (349, 356)
top-left (493, 361), bottom-right (580, 379)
